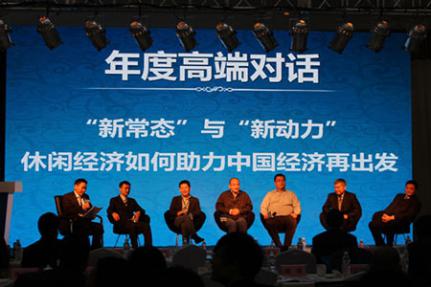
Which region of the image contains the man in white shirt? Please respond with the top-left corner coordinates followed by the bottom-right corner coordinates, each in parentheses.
top-left (260, 174), bottom-right (301, 251)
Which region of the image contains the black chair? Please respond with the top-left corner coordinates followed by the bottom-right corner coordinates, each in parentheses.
top-left (164, 210), bottom-right (206, 244)
top-left (260, 213), bottom-right (301, 244)
top-left (214, 211), bottom-right (255, 232)
top-left (107, 210), bottom-right (150, 247)
top-left (392, 223), bottom-right (413, 245)
top-left (54, 195), bottom-right (73, 236)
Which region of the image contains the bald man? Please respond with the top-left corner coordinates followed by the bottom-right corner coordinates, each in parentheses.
top-left (215, 178), bottom-right (253, 233)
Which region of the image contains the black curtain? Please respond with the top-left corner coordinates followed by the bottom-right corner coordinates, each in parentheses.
top-left (412, 56), bottom-right (431, 217)
top-left (0, 51), bottom-right (6, 237)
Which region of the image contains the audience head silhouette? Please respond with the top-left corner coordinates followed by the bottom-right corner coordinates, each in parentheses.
top-left (37, 212), bottom-right (59, 240)
top-left (128, 246), bottom-right (167, 283)
top-left (212, 232), bottom-right (264, 286)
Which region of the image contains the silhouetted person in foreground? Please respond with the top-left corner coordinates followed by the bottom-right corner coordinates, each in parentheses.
top-left (128, 246), bottom-right (167, 285)
top-left (15, 235), bottom-right (90, 287)
top-left (311, 209), bottom-right (358, 272)
top-left (212, 232), bottom-right (269, 287)
top-left (21, 212), bottom-right (62, 268)
top-left (95, 257), bottom-right (129, 287)
top-left (360, 247), bottom-right (410, 286)
top-left (162, 266), bottom-right (204, 287)
top-left (408, 215), bottom-right (431, 286)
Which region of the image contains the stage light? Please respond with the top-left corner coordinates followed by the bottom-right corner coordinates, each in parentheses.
top-left (216, 22), bottom-right (239, 52)
top-left (404, 24), bottom-right (427, 54)
top-left (0, 19), bottom-right (12, 51)
top-left (36, 16), bottom-right (62, 49)
top-left (290, 19), bottom-right (308, 52)
top-left (329, 22), bottom-right (354, 54)
top-left (130, 19), bottom-right (152, 51)
top-left (367, 20), bottom-right (390, 52)
top-left (176, 21), bottom-right (196, 51)
top-left (84, 19), bottom-right (109, 51)
top-left (253, 22), bottom-right (278, 52)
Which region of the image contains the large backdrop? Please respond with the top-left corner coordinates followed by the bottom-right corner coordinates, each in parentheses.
top-left (5, 26), bottom-right (411, 246)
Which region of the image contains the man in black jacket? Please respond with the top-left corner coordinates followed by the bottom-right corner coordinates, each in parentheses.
top-left (320, 178), bottom-right (362, 232)
top-left (167, 180), bottom-right (205, 245)
top-left (61, 178), bottom-right (103, 249)
top-left (107, 181), bottom-right (152, 248)
top-left (369, 180), bottom-right (421, 246)
top-left (215, 178), bottom-right (253, 234)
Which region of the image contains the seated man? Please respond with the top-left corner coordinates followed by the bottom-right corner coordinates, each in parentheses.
top-left (369, 180), bottom-right (421, 246)
top-left (107, 181), bottom-right (152, 248)
top-left (62, 178), bottom-right (103, 249)
top-left (215, 178), bottom-right (253, 233)
top-left (320, 178), bottom-right (362, 232)
top-left (167, 180), bottom-right (205, 245)
top-left (312, 209), bottom-right (358, 272)
top-left (260, 173), bottom-right (301, 251)
top-left (21, 212), bottom-right (62, 268)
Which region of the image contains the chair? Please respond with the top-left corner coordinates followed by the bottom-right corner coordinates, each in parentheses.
top-left (54, 195), bottom-right (73, 236)
top-left (164, 210), bottom-right (206, 245)
top-left (392, 223), bottom-right (412, 245)
top-left (108, 211), bottom-right (150, 248)
top-left (214, 211), bottom-right (255, 232)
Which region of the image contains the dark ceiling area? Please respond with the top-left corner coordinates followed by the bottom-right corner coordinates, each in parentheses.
top-left (0, 0), bottom-right (430, 31)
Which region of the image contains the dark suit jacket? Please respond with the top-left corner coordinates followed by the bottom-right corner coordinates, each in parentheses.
top-left (215, 190), bottom-right (253, 219)
top-left (61, 192), bottom-right (92, 221)
top-left (168, 195), bottom-right (202, 218)
top-left (107, 196), bottom-right (145, 225)
top-left (384, 193), bottom-right (421, 222)
top-left (322, 191), bottom-right (362, 223)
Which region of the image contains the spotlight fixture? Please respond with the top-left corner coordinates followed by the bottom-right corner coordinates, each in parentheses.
top-left (367, 20), bottom-right (390, 52)
top-left (84, 19), bottom-right (109, 51)
top-left (216, 22), bottom-right (239, 51)
top-left (37, 16), bottom-right (62, 49)
top-left (0, 19), bottom-right (12, 51)
top-left (130, 18), bottom-right (152, 51)
top-left (404, 24), bottom-right (427, 54)
top-left (329, 22), bottom-right (354, 54)
top-left (253, 22), bottom-right (277, 52)
top-left (176, 21), bottom-right (196, 51)
top-left (290, 19), bottom-right (308, 52)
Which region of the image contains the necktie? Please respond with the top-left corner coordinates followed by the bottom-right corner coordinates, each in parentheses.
top-left (338, 196), bottom-right (343, 211)
top-left (182, 198), bottom-right (189, 212)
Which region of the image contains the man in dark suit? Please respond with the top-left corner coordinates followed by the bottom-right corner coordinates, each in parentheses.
top-left (320, 178), bottom-right (362, 232)
top-left (107, 181), bottom-right (152, 248)
top-left (61, 178), bottom-right (103, 249)
top-left (167, 180), bottom-right (205, 245)
top-left (369, 180), bottom-right (421, 246)
top-left (312, 209), bottom-right (358, 272)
